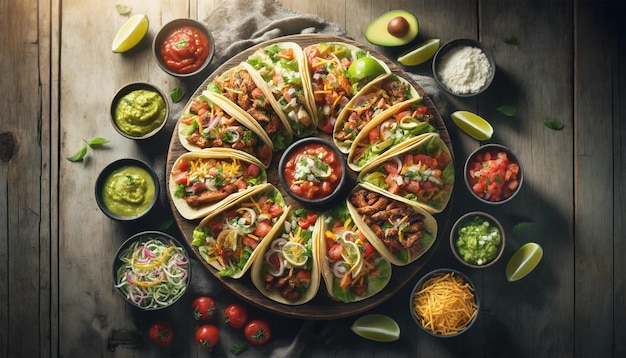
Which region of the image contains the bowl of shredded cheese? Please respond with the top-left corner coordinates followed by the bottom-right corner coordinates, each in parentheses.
top-left (410, 268), bottom-right (479, 337)
top-left (432, 39), bottom-right (495, 97)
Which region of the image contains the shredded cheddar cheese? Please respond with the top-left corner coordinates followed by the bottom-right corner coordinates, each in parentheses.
top-left (412, 272), bottom-right (478, 336)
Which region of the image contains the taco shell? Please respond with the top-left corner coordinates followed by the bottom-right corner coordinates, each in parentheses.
top-left (250, 208), bottom-right (321, 305)
top-left (177, 91), bottom-right (274, 167)
top-left (317, 202), bottom-right (392, 303)
top-left (333, 73), bottom-right (421, 154)
top-left (346, 97), bottom-right (436, 172)
top-left (346, 185), bottom-right (437, 266)
top-left (169, 148), bottom-right (268, 220)
top-left (190, 183), bottom-right (288, 279)
top-left (245, 42), bottom-right (318, 137)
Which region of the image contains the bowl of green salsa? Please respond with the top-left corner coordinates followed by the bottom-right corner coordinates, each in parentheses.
top-left (110, 82), bottom-right (169, 140)
top-left (450, 211), bottom-right (505, 268)
top-left (95, 158), bottom-right (160, 221)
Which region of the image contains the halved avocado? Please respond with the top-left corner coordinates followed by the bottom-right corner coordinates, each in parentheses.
top-left (365, 10), bottom-right (418, 47)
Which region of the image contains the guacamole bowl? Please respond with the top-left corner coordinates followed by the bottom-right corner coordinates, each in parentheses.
top-left (450, 211), bottom-right (505, 269)
top-left (110, 82), bottom-right (170, 140)
top-left (113, 231), bottom-right (191, 310)
top-left (95, 158), bottom-right (160, 222)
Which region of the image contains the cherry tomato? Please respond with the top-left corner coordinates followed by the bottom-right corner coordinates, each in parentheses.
top-left (148, 321), bottom-right (174, 346)
top-left (244, 320), bottom-right (272, 345)
top-left (223, 303), bottom-right (249, 329)
top-left (192, 296), bottom-right (217, 321)
top-left (195, 324), bottom-right (219, 349)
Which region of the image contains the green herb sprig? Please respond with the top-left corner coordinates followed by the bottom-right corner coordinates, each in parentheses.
top-left (66, 137), bottom-right (110, 162)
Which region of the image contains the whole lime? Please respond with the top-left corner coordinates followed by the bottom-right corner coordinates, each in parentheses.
top-left (347, 57), bottom-right (386, 81)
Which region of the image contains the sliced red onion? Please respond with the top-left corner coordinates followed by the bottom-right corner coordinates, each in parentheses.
top-left (333, 260), bottom-right (347, 278)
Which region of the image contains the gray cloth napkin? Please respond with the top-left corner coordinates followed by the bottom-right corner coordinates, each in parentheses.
top-left (141, 1), bottom-right (444, 356)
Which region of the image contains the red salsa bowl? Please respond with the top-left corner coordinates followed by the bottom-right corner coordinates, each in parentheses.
top-left (464, 144), bottom-right (523, 204)
top-left (153, 18), bottom-right (215, 78)
top-left (279, 137), bottom-right (348, 207)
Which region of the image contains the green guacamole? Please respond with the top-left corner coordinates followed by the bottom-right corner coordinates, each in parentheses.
top-left (102, 165), bottom-right (156, 217)
top-left (114, 89), bottom-right (166, 137)
top-left (455, 216), bottom-right (501, 265)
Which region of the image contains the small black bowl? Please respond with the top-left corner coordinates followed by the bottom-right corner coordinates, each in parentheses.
top-left (432, 38), bottom-right (496, 97)
top-left (464, 143), bottom-right (523, 204)
top-left (112, 231), bottom-right (191, 310)
top-left (153, 18), bottom-right (215, 78)
top-left (450, 211), bottom-right (506, 269)
top-left (409, 268), bottom-right (480, 337)
top-left (110, 82), bottom-right (170, 140)
top-left (278, 137), bottom-right (347, 207)
top-left (95, 158), bottom-right (160, 221)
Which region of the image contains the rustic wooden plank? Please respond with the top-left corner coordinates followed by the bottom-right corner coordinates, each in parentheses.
top-left (575, 1), bottom-right (624, 356)
top-left (57, 0), bottom-right (188, 356)
top-left (480, 1), bottom-right (575, 356)
top-left (0, 0), bottom-right (50, 355)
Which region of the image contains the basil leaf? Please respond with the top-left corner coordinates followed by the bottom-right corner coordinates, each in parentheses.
top-left (504, 36), bottom-right (520, 46)
top-left (170, 86), bottom-right (183, 103)
top-left (231, 343), bottom-right (248, 355)
top-left (497, 105), bottom-right (517, 117)
top-left (87, 137), bottom-right (110, 148)
top-left (544, 117), bottom-right (564, 130)
top-left (115, 4), bottom-right (132, 15)
top-left (66, 145), bottom-right (88, 162)
top-left (512, 221), bottom-right (534, 239)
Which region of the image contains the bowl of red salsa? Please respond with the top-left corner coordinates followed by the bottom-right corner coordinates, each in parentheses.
top-left (464, 144), bottom-right (523, 204)
top-left (153, 18), bottom-right (214, 78)
top-left (279, 137), bottom-right (348, 207)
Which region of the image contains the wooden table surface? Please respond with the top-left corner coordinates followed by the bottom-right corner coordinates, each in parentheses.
top-left (1, 0), bottom-right (624, 357)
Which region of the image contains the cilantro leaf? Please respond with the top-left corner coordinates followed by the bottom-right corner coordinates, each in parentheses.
top-left (497, 105), bottom-right (517, 117)
top-left (512, 221), bottom-right (535, 239)
top-left (66, 145), bottom-right (88, 162)
top-left (544, 117), bottom-right (564, 130)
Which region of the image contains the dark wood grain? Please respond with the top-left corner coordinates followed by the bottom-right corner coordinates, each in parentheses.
top-left (165, 34), bottom-right (455, 319)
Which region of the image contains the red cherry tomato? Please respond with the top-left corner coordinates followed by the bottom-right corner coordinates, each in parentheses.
top-left (148, 321), bottom-right (174, 346)
top-left (192, 296), bottom-right (217, 321)
top-left (195, 324), bottom-right (219, 349)
top-left (223, 303), bottom-right (249, 329)
top-left (244, 320), bottom-right (272, 345)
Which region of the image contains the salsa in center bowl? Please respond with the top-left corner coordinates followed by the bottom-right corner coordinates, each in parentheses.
top-left (279, 138), bottom-right (346, 204)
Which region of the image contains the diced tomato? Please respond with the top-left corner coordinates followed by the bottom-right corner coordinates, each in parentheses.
top-left (173, 171), bottom-right (188, 185)
top-left (267, 251), bottom-right (281, 269)
top-left (415, 105), bottom-right (429, 115)
top-left (363, 243), bottom-right (375, 258)
top-left (406, 180), bottom-right (421, 194)
top-left (243, 235), bottom-right (259, 250)
top-left (385, 174), bottom-right (400, 194)
top-left (177, 160), bottom-right (190, 171)
top-left (368, 126), bottom-right (380, 143)
top-left (383, 161), bottom-right (399, 175)
top-left (235, 179), bottom-right (247, 190)
top-left (253, 220), bottom-right (273, 238)
top-left (244, 164), bottom-right (260, 178)
top-left (251, 87), bottom-right (265, 99)
top-left (268, 204), bottom-right (284, 218)
top-left (306, 48), bottom-right (321, 66)
top-left (328, 243), bottom-right (343, 261)
top-left (191, 182), bottom-right (208, 195)
top-left (180, 114), bottom-right (196, 125)
top-left (298, 212), bottom-right (319, 230)
top-left (295, 269), bottom-right (311, 282)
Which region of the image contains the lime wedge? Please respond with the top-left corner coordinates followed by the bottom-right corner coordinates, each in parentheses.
top-left (282, 241), bottom-right (308, 267)
top-left (505, 242), bottom-right (543, 281)
top-left (397, 39), bottom-right (440, 66)
top-left (347, 57), bottom-right (387, 81)
top-left (351, 314), bottom-right (400, 342)
top-left (451, 111), bottom-right (494, 141)
top-left (112, 14), bottom-right (149, 53)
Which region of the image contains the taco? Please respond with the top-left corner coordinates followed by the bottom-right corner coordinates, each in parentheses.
top-left (358, 133), bottom-right (454, 214)
top-left (346, 97), bottom-right (436, 172)
top-left (251, 208), bottom-right (321, 305)
top-left (318, 202), bottom-right (392, 303)
top-left (302, 42), bottom-right (390, 133)
top-left (347, 186), bottom-right (437, 266)
top-left (191, 184), bottom-right (288, 279)
top-left (333, 73), bottom-right (420, 153)
top-left (205, 63), bottom-right (293, 150)
top-left (177, 92), bottom-right (273, 167)
top-left (169, 148), bottom-right (268, 220)
top-left (245, 42), bottom-right (318, 137)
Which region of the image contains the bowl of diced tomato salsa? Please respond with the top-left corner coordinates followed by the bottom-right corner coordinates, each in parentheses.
top-left (464, 144), bottom-right (523, 204)
top-left (279, 137), bottom-right (348, 207)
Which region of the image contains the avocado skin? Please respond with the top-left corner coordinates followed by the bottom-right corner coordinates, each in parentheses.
top-left (365, 10), bottom-right (419, 47)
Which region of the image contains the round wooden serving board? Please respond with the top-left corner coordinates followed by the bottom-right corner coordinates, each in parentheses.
top-left (166, 34), bottom-right (454, 319)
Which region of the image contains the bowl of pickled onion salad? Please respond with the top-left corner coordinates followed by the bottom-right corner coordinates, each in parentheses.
top-left (464, 143), bottom-right (523, 204)
top-left (409, 268), bottom-right (479, 337)
top-left (153, 18), bottom-right (215, 78)
top-left (113, 231), bottom-right (191, 310)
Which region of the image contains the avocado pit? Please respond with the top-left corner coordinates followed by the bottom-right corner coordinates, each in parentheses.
top-left (387, 16), bottom-right (410, 37)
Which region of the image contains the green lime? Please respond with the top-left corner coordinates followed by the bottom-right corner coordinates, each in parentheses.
top-left (351, 314), bottom-right (400, 342)
top-left (397, 39), bottom-right (440, 66)
top-left (347, 57), bottom-right (387, 81)
top-left (451, 111), bottom-right (494, 141)
top-left (282, 241), bottom-right (308, 267)
top-left (505, 242), bottom-right (543, 281)
top-left (112, 14), bottom-right (149, 53)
